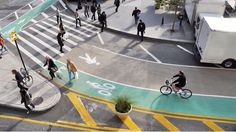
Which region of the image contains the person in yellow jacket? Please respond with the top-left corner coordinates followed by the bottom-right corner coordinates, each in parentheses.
top-left (67, 59), bottom-right (78, 81)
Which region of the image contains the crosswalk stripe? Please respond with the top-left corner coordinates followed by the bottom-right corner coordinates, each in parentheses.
top-left (18, 35), bottom-right (53, 59)
top-left (66, 92), bottom-right (97, 126)
top-left (106, 104), bottom-right (141, 131)
top-left (7, 39), bottom-right (43, 66)
top-left (47, 18), bottom-right (91, 37)
top-left (41, 21), bottom-right (85, 42)
top-left (52, 16), bottom-right (98, 34)
top-left (28, 27), bottom-right (72, 52)
top-left (59, 0), bottom-right (67, 9)
top-left (60, 13), bottom-right (99, 30)
top-left (153, 114), bottom-right (180, 131)
top-left (21, 30), bottom-right (64, 56)
top-left (51, 5), bottom-right (57, 10)
top-left (202, 120), bottom-right (224, 131)
top-left (33, 22), bottom-right (78, 46)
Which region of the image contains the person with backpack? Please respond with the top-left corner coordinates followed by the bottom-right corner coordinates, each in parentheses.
top-left (132, 7), bottom-right (141, 24)
top-left (43, 56), bottom-right (58, 80)
top-left (98, 11), bottom-right (107, 32)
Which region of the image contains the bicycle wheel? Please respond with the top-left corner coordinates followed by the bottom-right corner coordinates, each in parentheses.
top-left (160, 85), bottom-right (172, 95)
top-left (23, 75), bottom-right (33, 87)
top-left (180, 89), bottom-right (192, 99)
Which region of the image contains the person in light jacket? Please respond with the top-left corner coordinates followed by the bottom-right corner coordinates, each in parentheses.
top-left (67, 59), bottom-right (78, 81)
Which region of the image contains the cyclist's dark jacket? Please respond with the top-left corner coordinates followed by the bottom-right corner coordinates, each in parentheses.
top-left (15, 71), bottom-right (23, 83)
top-left (173, 74), bottom-right (186, 87)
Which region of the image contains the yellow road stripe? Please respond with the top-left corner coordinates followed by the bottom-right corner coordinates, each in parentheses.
top-left (46, 77), bottom-right (236, 122)
top-left (153, 114), bottom-right (180, 131)
top-left (202, 120), bottom-right (224, 131)
top-left (106, 104), bottom-right (141, 131)
top-left (57, 120), bottom-right (131, 131)
top-left (0, 115), bottom-right (98, 131)
top-left (66, 92), bottom-right (97, 126)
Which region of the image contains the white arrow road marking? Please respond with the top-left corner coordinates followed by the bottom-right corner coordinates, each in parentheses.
top-left (79, 53), bottom-right (100, 65)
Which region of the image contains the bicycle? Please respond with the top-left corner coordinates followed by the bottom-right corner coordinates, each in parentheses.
top-left (160, 79), bottom-right (192, 99)
top-left (20, 68), bottom-right (33, 87)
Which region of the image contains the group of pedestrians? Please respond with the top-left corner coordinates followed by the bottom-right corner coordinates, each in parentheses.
top-left (12, 69), bottom-right (35, 114)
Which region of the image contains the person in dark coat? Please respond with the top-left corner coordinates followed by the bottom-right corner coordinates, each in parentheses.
top-left (137, 20), bottom-right (146, 41)
top-left (44, 56), bottom-right (57, 80)
top-left (132, 7), bottom-right (141, 24)
top-left (20, 88), bottom-right (35, 114)
top-left (172, 71), bottom-right (186, 93)
top-left (12, 69), bottom-right (28, 91)
top-left (59, 22), bottom-right (65, 37)
top-left (91, 4), bottom-right (96, 20)
top-left (98, 11), bottom-right (107, 32)
top-left (114, 0), bottom-right (120, 12)
top-left (57, 32), bottom-right (64, 53)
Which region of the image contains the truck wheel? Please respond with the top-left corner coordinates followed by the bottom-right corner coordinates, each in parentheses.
top-left (222, 59), bottom-right (235, 68)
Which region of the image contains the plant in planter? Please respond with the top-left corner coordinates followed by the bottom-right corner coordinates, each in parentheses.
top-left (113, 95), bottom-right (133, 119)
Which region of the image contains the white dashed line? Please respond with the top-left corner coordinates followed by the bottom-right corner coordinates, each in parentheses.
top-left (177, 45), bottom-right (194, 55)
top-left (139, 44), bottom-right (162, 63)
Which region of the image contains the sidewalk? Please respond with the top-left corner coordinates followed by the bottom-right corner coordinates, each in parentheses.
top-left (65, 0), bottom-right (194, 43)
top-left (0, 51), bottom-right (61, 112)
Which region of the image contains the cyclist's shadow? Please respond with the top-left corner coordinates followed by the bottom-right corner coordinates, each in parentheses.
top-left (150, 94), bottom-right (180, 109)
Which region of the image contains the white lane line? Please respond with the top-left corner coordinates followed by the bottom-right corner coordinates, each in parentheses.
top-left (59, 0), bottom-right (67, 9)
top-left (28, 3), bottom-right (33, 9)
top-left (177, 45), bottom-right (194, 55)
top-left (31, 19), bottom-right (38, 23)
top-left (92, 45), bottom-right (236, 70)
top-left (52, 15), bottom-right (98, 34)
top-left (22, 30), bottom-right (64, 56)
top-left (51, 5), bottom-right (57, 11)
top-left (18, 35), bottom-right (53, 59)
top-left (41, 21), bottom-right (85, 42)
top-left (60, 13), bottom-right (99, 30)
top-left (97, 32), bottom-right (104, 45)
top-left (8, 39), bottom-right (43, 66)
top-left (57, 60), bottom-right (236, 99)
top-left (215, 64), bottom-right (223, 68)
top-left (47, 17), bottom-right (91, 37)
top-left (34, 21), bottom-right (78, 46)
top-left (14, 11), bottom-right (18, 19)
top-left (29, 27), bottom-right (72, 52)
top-left (139, 44), bottom-right (162, 63)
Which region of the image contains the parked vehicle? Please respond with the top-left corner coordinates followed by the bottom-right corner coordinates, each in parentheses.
top-left (194, 16), bottom-right (236, 68)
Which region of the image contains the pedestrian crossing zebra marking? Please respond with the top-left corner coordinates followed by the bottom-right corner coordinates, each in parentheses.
top-left (28, 27), bottom-right (72, 52)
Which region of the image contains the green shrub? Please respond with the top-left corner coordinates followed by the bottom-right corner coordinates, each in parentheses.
top-left (113, 95), bottom-right (133, 113)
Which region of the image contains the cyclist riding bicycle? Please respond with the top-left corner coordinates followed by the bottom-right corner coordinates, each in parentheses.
top-left (171, 71), bottom-right (186, 94)
top-left (12, 69), bottom-right (28, 90)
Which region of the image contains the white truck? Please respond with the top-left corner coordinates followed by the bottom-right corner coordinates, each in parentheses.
top-left (194, 16), bottom-right (236, 68)
top-left (185, 0), bottom-right (226, 25)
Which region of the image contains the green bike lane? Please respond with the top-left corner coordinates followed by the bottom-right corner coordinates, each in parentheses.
top-left (0, 0), bottom-right (57, 38)
top-left (41, 61), bottom-right (236, 120)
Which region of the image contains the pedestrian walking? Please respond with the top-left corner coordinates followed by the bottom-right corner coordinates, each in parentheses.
top-left (179, 15), bottom-right (183, 26)
top-left (91, 4), bottom-right (97, 20)
top-left (75, 9), bottom-right (82, 28)
top-left (0, 33), bottom-right (7, 55)
top-left (20, 88), bottom-right (35, 114)
top-left (67, 59), bottom-right (78, 82)
top-left (98, 11), bottom-right (107, 32)
top-left (12, 69), bottom-right (28, 91)
top-left (56, 8), bottom-right (60, 24)
top-left (132, 7), bottom-right (141, 24)
top-left (137, 20), bottom-right (146, 41)
top-left (97, 4), bottom-right (101, 17)
top-left (84, 2), bottom-right (90, 18)
top-left (59, 22), bottom-right (65, 37)
top-left (43, 56), bottom-right (58, 80)
top-left (161, 16), bottom-right (164, 25)
top-left (57, 32), bottom-right (64, 53)
top-left (114, 0), bottom-right (120, 12)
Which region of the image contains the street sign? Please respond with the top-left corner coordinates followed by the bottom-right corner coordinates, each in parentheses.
top-left (9, 31), bottom-right (18, 42)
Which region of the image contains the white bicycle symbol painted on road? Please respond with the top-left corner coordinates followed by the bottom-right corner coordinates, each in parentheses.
top-left (86, 81), bottom-right (116, 96)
